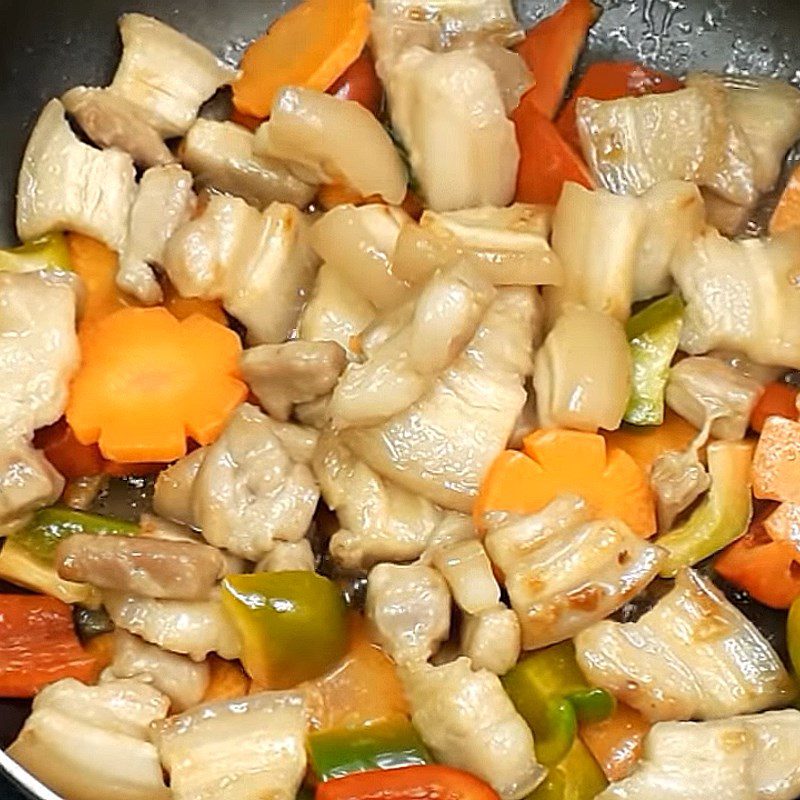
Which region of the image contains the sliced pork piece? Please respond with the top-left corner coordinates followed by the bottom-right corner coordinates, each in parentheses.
top-left (329, 261), bottom-right (496, 429)
top-left (240, 340), bottom-right (347, 422)
top-left (344, 286), bottom-right (536, 513)
top-left (650, 446), bottom-right (710, 532)
top-left (16, 99), bottom-right (136, 250)
top-left (484, 504), bottom-right (665, 650)
top-left (576, 85), bottom-right (757, 206)
top-left (0, 270), bottom-right (79, 434)
top-left (666, 356), bottom-right (764, 441)
top-left (255, 539), bottom-right (315, 573)
top-left (152, 448), bottom-right (206, 528)
top-left (431, 539), bottom-right (500, 615)
top-left (460, 605), bottom-right (521, 676)
top-left (181, 119), bottom-right (317, 209)
top-left (61, 87), bottom-right (174, 168)
top-left (254, 87), bottom-right (407, 204)
top-left (576, 569), bottom-right (794, 722)
top-left (103, 590), bottom-right (241, 661)
top-left (312, 431), bottom-right (448, 569)
top-left (672, 228), bottom-right (800, 369)
top-left (105, 629), bottom-right (210, 711)
top-left (55, 533), bottom-right (225, 600)
top-left (597, 710), bottom-right (800, 800)
top-left (401, 658), bottom-right (545, 800)
top-left (119, 164), bottom-right (196, 304)
top-left (189, 404), bottom-right (319, 561)
top-left (366, 563), bottom-right (451, 664)
top-left (7, 677), bottom-right (170, 800)
top-left (534, 305), bottom-right (631, 433)
top-left (163, 195), bottom-right (320, 344)
top-left (0, 439), bottom-right (64, 529)
top-left (153, 691), bottom-right (307, 800)
top-left (109, 13), bottom-right (237, 138)
top-left (385, 47), bottom-right (519, 211)
top-left (311, 203), bottom-right (413, 310)
top-left (298, 263), bottom-right (377, 357)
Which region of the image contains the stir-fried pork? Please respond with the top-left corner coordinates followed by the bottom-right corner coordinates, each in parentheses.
top-left (431, 539), bottom-right (500, 615)
top-left (366, 562), bottom-right (452, 663)
top-left (254, 87), bottom-right (407, 204)
top-left (55, 533), bottom-right (225, 600)
top-left (8, 678), bottom-right (170, 800)
top-left (181, 119), bottom-right (317, 209)
top-left (576, 569), bottom-right (794, 722)
top-left (119, 163), bottom-right (196, 304)
top-left (597, 710), bottom-right (800, 800)
top-left (109, 13), bottom-right (237, 138)
top-left (255, 539), bottom-right (315, 573)
top-left (240, 340), bottom-right (347, 422)
top-left (401, 657), bottom-right (545, 800)
top-left (484, 501), bottom-right (665, 649)
top-left (460, 605), bottom-right (521, 676)
top-left (666, 356), bottom-right (764, 441)
top-left (16, 99), bottom-right (136, 250)
top-left (105, 629), bottom-right (210, 712)
top-left (154, 691), bottom-right (307, 800)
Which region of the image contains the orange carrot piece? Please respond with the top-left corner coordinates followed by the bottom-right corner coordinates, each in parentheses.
top-left (771, 164), bottom-right (800, 234)
top-left (512, 94), bottom-right (594, 205)
top-left (715, 516), bottom-right (800, 609)
top-left (515, 0), bottom-right (600, 119)
top-left (203, 656), bottom-right (251, 703)
top-left (750, 382), bottom-right (798, 433)
top-left (580, 703), bottom-right (650, 783)
top-left (752, 416), bottom-right (800, 504)
top-left (555, 61), bottom-right (682, 153)
top-left (0, 595), bottom-right (99, 697)
top-left (765, 502), bottom-right (800, 545)
top-left (83, 632), bottom-right (115, 674)
top-left (474, 429), bottom-right (656, 537)
top-left (67, 308), bottom-right (247, 463)
top-left (233, 0), bottom-right (372, 119)
top-left (162, 282), bottom-right (227, 325)
top-left (603, 411), bottom-right (699, 475)
top-left (67, 233), bottom-right (135, 326)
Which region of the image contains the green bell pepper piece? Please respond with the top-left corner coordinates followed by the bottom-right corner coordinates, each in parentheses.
top-left (222, 571), bottom-right (348, 689)
top-left (527, 738), bottom-right (608, 800)
top-left (309, 716), bottom-right (432, 781)
top-left (624, 294), bottom-right (684, 426)
top-left (502, 642), bottom-right (615, 767)
top-left (0, 233), bottom-right (71, 273)
top-left (789, 597), bottom-right (800, 679)
top-left (656, 441), bottom-right (753, 577)
top-left (10, 507), bottom-right (138, 564)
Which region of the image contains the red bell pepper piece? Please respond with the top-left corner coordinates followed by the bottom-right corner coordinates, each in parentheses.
top-left (513, 93), bottom-right (594, 205)
top-left (0, 594), bottom-right (99, 697)
top-left (316, 765), bottom-right (500, 800)
top-left (555, 61), bottom-right (682, 152)
top-left (515, 0), bottom-right (600, 120)
top-left (714, 513), bottom-right (800, 610)
top-left (750, 382), bottom-right (799, 433)
top-left (328, 49), bottom-right (383, 116)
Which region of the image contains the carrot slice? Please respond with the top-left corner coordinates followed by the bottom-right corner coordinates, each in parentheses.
top-left (233, 0), bottom-right (372, 119)
top-left (203, 656), bottom-right (251, 703)
top-left (512, 94), bottom-right (594, 205)
top-left (715, 515), bottom-right (800, 609)
top-left (67, 308), bottom-right (247, 463)
top-left (515, 0), bottom-right (600, 119)
top-left (555, 61), bottom-right (682, 153)
top-left (771, 164), bottom-right (800, 234)
top-left (475, 429), bottom-right (656, 537)
top-left (765, 502), bottom-right (800, 544)
top-left (0, 595), bottom-right (99, 697)
top-left (580, 703), bottom-right (650, 783)
top-left (750, 382), bottom-right (799, 433)
top-left (752, 416), bottom-right (800, 504)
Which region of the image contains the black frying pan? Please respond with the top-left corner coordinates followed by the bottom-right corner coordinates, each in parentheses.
top-left (1, 0), bottom-right (800, 797)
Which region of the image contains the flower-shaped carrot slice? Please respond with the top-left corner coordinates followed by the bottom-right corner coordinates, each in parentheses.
top-left (475, 429), bottom-right (656, 537)
top-left (67, 307), bottom-right (247, 463)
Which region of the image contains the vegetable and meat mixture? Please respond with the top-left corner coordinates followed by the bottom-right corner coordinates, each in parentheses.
top-left (3, 0), bottom-right (800, 798)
